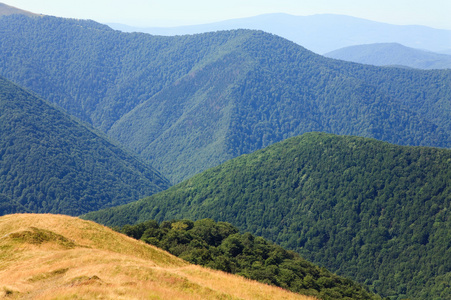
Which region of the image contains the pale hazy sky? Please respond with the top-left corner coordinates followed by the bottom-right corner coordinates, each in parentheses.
top-left (3, 0), bottom-right (451, 29)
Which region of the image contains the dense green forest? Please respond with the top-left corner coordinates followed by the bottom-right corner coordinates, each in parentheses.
top-left (0, 76), bottom-right (170, 215)
top-left (119, 218), bottom-right (381, 300)
top-left (0, 15), bottom-right (450, 182)
top-left (84, 133), bottom-right (451, 300)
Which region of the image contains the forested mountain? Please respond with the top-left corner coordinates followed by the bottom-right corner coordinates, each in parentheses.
top-left (0, 76), bottom-right (170, 215)
top-left (109, 13), bottom-right (451, 54)
top-left (325, 43), bottom-right (451, 69)
top-left (119, 218), bottom-right (380, 300)
top-left (0, 14), bottom-right (451, 183)
top-left (84, 133), bottom-right (451, 300)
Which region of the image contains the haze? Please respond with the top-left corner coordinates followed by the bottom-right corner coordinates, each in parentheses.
top-left (3, 0), bottom-right (451, 29)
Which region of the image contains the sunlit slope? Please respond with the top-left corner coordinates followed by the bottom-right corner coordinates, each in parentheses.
top-left (0, 214), bottom-right (315, 300)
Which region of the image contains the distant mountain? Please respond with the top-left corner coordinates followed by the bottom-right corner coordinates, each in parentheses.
top-left (0, 76), bottom-right (170, 215)
top-left (0, 214), bottom-right (312, 300)
top-left (108, 13), bottom-right (451, 54)
top-left (1, 14), bottom-right (451, 183)
top-left (0, 2), bottom-right (38, 17)
top-left (325, 43), bottom-right (451, 69)
top-left (84, 132), bottom-right (451, 300)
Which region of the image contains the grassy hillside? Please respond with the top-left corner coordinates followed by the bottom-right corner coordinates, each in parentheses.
top-left (0, 214), bottom-right (315, 300)
top-left (0, 15), bottom-right (450, 182)
top-left (0, 76), bottom-right (170, 215)
top-left (325, 43), bottom-right (451, 69)
top-left (84, 133), bottom-right (451, 300)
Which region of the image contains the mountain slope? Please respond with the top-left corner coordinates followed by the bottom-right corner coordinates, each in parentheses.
top-left (0, 214), bottom-right (313, 300)
top-left (109, 13), bottom-right (451, 54)
top-left (119, 218), bottom-right (380, 300)
top-left (325, 43), bottom-right (451, 69)
top-left (0, 2), bottom-right (38, 17)
top-left (84, 133), bottom-right (451, 300)
top-left (0, 76), bottom-right (170, 215)
top-left (1, 15), bottom-right (451, 183)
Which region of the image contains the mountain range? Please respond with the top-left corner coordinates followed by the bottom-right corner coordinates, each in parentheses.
top-left (1, 13), bottom-right (450, 183)
top-left (0, 5), bottom-right (450, 299)
top-left (325, 43), bottom-right (451, 69)
top-left (108, 13), bottom-right (451, 54)
top-left (84, 132), bottom-right (451, 300)
top-left (0, 75), bottom-right (169, 216)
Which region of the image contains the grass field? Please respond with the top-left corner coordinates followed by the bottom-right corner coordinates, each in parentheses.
top-left (0, 214), bottom-right (316, 299)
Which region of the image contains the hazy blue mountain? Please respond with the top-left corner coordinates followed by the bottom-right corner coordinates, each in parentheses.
top-left (108, 13), bottom-right (451, 54)
top-left (1, 14), bottom-right (451, 183)
top-left (325, 43), bottom-right (451, 69)
top-left (84, 132), bottom-right (451, 300)
top-left (0, 75), bottom-right (170, 215)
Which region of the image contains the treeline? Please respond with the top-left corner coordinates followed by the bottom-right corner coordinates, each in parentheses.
top-left (119, 218), bottom-right (382, 300)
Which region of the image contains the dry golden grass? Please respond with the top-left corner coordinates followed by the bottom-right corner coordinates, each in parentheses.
top-left (0, 214), bottom-right (316, 300)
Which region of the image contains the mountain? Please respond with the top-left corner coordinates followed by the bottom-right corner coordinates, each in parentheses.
top-left (108, 13), bottom-right (451, 54)
top-left (325, 43), bottom-right (451, 69)
top-left (0, 76), bottom-right (170, 216)
top-left (84, 132), bottom-right (451, 300)
top-left (118, 218), bottom-right (380, 300)
top-left (0, 214), bottom-right (313, 299)
top-left (1, 14), bottom-right (451, 183)
top-left (0, 2), bottom-right (38, 17)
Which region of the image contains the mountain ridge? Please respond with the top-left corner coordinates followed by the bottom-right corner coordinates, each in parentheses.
top-left (0, 2), bottom-right (38, 17)
top-left (1, 14), bottom-right (450, 183)
top-left (325, 42), bottom-right (451, 69)
top-left (108, 13), bottom-right (451, 54)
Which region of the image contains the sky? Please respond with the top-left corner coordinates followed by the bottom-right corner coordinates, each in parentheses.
top-left (3, 0), bottom-right (451, 30)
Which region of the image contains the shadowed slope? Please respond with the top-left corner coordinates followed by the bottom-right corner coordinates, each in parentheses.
top-left (0, 76), bottom-right (170, 215)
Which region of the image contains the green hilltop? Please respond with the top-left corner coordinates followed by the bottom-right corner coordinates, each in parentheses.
top-left (0, 76), bottom-right (170, 215)
top-left (0, 15), bottom-right (450, 182)
top-left (84, 132), bottom-right (451, 300)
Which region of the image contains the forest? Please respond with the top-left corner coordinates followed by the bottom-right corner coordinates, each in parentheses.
top-left (119, 218), bottom-right (382, 300)
top-left (0, 76), bottom-right (169, 215)
top-left (84, 133), bottom-right (451, 300)
top-left (0, 14), bottom-right (450, 182)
